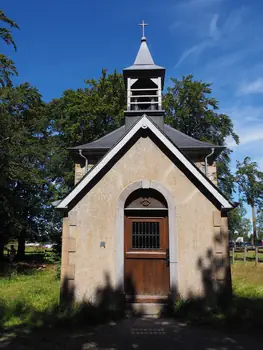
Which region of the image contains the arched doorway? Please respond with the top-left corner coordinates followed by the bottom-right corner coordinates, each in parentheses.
top-left (124, 188), bottom-right (170, 302)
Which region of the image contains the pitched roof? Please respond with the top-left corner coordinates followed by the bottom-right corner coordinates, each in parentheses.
top-left (123, 38), bottom-right (165, 71)
top-left (69, 124), bottom-right (223, 152)
top-left (58, 115), bottom-right (232, 210)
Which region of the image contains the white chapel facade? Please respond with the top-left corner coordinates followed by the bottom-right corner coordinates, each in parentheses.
top-left (57, 24), bottom-right (233, 304)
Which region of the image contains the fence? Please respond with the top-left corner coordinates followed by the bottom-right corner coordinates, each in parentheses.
top-left (230, 246), bottom-right (263, 265)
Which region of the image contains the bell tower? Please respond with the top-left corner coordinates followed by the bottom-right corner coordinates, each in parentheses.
top-left (123, 21), bottom-right (165, 130)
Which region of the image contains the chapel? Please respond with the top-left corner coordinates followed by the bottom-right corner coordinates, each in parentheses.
top-left (57, 23), bottom-right (233, 305)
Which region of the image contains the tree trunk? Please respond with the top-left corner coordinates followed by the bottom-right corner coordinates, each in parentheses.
top-left (0, 234), bottom-right (5, 261)
top-left (252, 202), bottom-right (257, 246)
top-left (17, 230), bottom-right (26, 260)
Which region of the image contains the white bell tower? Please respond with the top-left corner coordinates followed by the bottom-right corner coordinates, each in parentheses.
top-left (123, 21), bottom-right (165, 129)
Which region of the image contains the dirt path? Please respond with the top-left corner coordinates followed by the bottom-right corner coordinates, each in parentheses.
top-left (1, 317), bottom-right (262, 349)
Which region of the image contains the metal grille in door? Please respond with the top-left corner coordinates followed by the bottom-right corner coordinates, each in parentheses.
top-left (132, 221), bottom-right (160, 249)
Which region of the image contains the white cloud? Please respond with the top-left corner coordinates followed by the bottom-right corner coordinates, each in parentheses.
top-left (227, 125), bottom-right (263, 148)
top-left (239, 129), bottom-right (263, 147)
top-left (175, 0), bottom-right (224, 10)
top-left (170, 0), bottom-right (263, 179)
top-left (227, 126), bottom-right (263, 148)
top-left (172, 5), bottom-right (247, 68)
top-left (238, 78), bottom-right (263, 95)
top-left (224, 105), bottom-right (263, 148)
top-left (226, 105), bottom-right (263, 123)
top-left (209, 14), bottom-right (220, 40)
top-left (174, 41), bottom-right (212, 68)
top-left (200, 49), bottom-right (263, 90)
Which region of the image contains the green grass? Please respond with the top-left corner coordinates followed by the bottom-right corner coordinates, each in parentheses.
top-left (230, 249), bottom-right (263, 262)
top-left (232, 262), bottom-right (263, 297)
top-left (0, 266), bottom-right (60, 328)
top-left (1, 261), bottom-right (263, 332)
top-left (172, 262), bottom-right (263, 331)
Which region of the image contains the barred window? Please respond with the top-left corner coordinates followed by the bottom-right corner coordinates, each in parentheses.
top-left (132, 221), bottom-right (160, 249)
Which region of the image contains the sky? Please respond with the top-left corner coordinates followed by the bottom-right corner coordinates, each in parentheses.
top-left (3, 0), bottom-right (263, 217)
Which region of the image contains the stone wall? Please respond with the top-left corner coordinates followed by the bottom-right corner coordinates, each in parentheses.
top-left (75, 159), bottom-right (218, 186)
top-left (74, 163), bottom-right (85, 185)
top-left (74, 163), bottom-right (95, 184)
top-left (195, 161), bottom-right (218, 186)
top-left (62, 137), bottom-right (229, 302)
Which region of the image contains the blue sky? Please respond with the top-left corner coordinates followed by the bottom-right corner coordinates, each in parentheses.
top-left (3, 0), bottom-right (263, 215)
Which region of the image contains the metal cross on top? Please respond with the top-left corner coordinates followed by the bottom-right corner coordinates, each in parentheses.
top-left (139, 20), bottom-right (148, 38)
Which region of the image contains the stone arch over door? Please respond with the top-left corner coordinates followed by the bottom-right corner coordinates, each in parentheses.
top-left (116, 180), bottom-right (178, 296)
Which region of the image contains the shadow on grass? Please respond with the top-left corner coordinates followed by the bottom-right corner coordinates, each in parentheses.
top-left (161, 295), bottom-right (263, 332)
top-left (1, 221), bottom-right (263, 348)
top-left (1, 286), bottom-right (263, 349)
top-left (0, 262), bottom-right (54, 278)
top-left (0, 249), bottom-right (59, 278)
top-left (1, 271), bottom-right (263, 333)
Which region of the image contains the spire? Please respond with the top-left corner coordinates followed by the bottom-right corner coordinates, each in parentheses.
top-left (133, 20), bottom-right (154, 65)
top-left (123, 20), bottom-right (164, 71)
top-left (134, 37), bottom-right (155, 65)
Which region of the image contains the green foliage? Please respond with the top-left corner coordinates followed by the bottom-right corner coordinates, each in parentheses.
top-left (0, 10), bottom-right (19, 48)
top-left (256, 211), bottom-right (263, 240)
top-left (235, 157), bottom-right (263, 208)
top-left (163, 75), bottom-right (239, 196)
top-left (0, 54), bottom-right (17, 87)
top-left (1, 71), bottom-right (242, 256)
top-left (0, 83), bottom-right (50, 258)
top-left (228, 204), bottom-right (252, 240)
top-left (235, 157), bottom-right (263, 243)
top-left (0, 9), bottom-right (19, 87)
top-left (47, 69), bottom-right (126, 194)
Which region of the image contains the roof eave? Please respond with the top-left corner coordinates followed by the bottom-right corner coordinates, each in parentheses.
top-left (57, 115), bottom-right (233, 211)
top-left (123, 65), bottom-right (165, 71)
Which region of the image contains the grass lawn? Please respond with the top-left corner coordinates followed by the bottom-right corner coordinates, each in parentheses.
top-left (1, 261), bottom-right (263, 332)
top-left (232, 262), bottom-right (263, 298)
top-left (230, 248), bottom-right (263, 263)
top-left (0, 265), bottom-right (60, 329)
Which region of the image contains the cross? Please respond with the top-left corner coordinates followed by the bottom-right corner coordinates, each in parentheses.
top-left (139, 20), bottom-right (148, 38)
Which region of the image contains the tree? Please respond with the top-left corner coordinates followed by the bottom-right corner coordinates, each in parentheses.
top-left (46, 69), bottom-right (126, 195)
top-left (46, 73), bottom-right (239, 202)
top-left (257, 210), bottom-right (263, 240)
top-left (235, 157), bottom-right (263, 245)
top-left (45, 73), bottom-right (239, 254)
top-left (0, 83), bottom-right (49, 259)
top-left (0, 9), bottom-right (19, 86)
top-left (163, 75), bottom-right (239, 196)
top-left (228, 204), bottom-right (252, 241)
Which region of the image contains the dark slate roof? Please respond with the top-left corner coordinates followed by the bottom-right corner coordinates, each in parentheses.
top-left (69, 124), bottom-right (223, 152)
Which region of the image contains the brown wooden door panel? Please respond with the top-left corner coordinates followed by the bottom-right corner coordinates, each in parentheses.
top-left (124, 215), bottom-right (170, 299)
top-left (125, 251), bottom-right (166, 259)
top-left (125, 258), bottom-right (169, 296)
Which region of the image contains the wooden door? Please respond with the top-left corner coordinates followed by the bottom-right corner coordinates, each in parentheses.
top-left (124, 216), bottom-right (170, 302)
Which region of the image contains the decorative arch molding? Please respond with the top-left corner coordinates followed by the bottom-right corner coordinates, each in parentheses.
top-left (116, 180), bottom-right (178, 295)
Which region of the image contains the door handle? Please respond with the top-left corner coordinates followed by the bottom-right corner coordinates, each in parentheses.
top-left (166, 248), bottom-right (170, 267)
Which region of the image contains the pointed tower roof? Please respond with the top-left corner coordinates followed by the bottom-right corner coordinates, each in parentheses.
top-left (134, 37), bottom-right (155, 65)
top-left (124, 37), bottom-right (165, 71)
